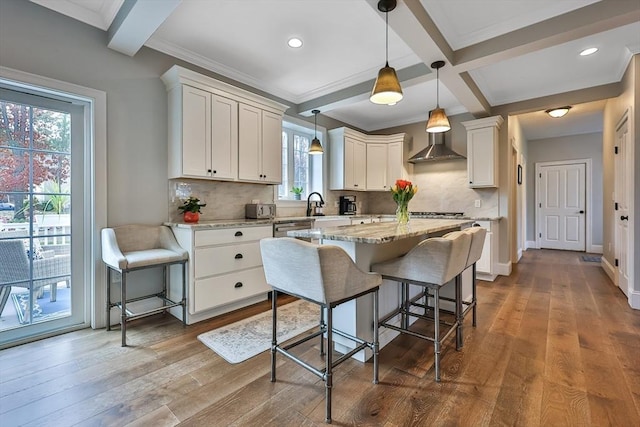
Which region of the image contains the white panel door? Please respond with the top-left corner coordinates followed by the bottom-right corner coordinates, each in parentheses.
top-left (615, 118), bottom-right (630, 296)
top-left (538, 163), bottom-right (586, 251)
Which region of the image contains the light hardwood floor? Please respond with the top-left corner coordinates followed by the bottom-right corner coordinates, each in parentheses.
top-left (1, 249), bottom-right (639, 426)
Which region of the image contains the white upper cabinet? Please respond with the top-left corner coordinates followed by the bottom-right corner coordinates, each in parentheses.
top-left (386, 141), bottom-right (404, 189)
top-left (329, 128), bottom-right (367, 191)
top-left (210, 94), bottom-right (238, 180)
top-left (162, 65), bottom-right (288, 183)
top-left (462, 115), bottom-right (504, 188)
top-left (238, 105), bottom-right (282, 184)
top-left (366, 143), bottom-right (387, 191)
top-left (329, 127), bottom-right (411, 191)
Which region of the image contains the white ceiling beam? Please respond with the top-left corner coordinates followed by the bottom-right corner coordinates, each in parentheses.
top-left (107, 0), bottom-right (182, 57)
top-left (454, 0), bottom-right (640, 72)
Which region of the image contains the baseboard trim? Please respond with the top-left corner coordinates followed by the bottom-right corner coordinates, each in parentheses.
top-left (589, 244), bottom-right (603, 254)
top-left (629, 290), bottom-right (640, 310)
top-left (601, 256), bottom-right (616, 284)
top-left (526, 240), bottom-right (537, 249)
top-left (496, 261), bottom-right (511, 277)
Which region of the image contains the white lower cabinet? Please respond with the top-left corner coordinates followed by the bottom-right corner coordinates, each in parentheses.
top-left (473, 220), bottom-right (498, 281)
top-left (170, 224), bottom-right (272, 324)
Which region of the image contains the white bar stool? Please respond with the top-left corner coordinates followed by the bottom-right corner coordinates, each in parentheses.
top-left (371, 231), bottom-right (471, 381)
top-left (260, 237), bottom-right (381, 424)
top-left (101, 225), bottom-right (188, 347)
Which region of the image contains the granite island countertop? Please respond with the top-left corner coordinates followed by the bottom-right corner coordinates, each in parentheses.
top-left (286, 218), bottom-right (473, 244)
top-left (165, 214), bottom-right (499, 230)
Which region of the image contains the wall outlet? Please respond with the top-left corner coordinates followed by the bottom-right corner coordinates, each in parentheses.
top-left (474, 199), bottom-right (481, 208)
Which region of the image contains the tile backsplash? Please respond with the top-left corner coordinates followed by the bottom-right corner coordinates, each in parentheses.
top-left (169, 179), bottom-right (274, 222)
top-left (169, 163), bottom-right (499, 222)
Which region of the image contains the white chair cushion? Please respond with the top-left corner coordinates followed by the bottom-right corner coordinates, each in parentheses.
top-left (123, 248), bottom-right (187, 269)
top-left (260, 237), bottom-right (381, 305)
top-left (371, 231), bottom-right (471, 286)
top-left (101, 225), bottom-right (187, 271)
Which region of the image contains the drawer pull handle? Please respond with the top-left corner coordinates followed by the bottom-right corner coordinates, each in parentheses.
top-left (234, 282), bottom-right (243, 288)
top-left (235, 253), bottom-right (243, 259)
top-left (234, 231), bottom-right (243, 237)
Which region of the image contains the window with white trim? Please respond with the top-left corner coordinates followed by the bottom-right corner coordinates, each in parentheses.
top-left (278, 120), bottom-right (323, 201)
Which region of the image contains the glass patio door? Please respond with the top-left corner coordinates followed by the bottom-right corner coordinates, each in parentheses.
top-left (0, 88), bottom-right (85, 343)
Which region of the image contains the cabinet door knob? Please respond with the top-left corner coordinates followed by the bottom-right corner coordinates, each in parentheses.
top-left (234, 253), bottom-right (243, 259)
top-left (234, 282), bottom-right (243, 288)
top-left (213, 170), bottom-right (217, 174)
top-left (234, 231), bottom-right (243, 237)
top-left (207, 169), bottom-right (212, 173)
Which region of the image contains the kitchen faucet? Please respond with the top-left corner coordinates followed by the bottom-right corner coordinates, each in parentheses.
top-left (306, 192), bottom-right (325, 216)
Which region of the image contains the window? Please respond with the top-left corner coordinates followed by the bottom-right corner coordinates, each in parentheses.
top-left (278, 120), bottom-right (323, 201)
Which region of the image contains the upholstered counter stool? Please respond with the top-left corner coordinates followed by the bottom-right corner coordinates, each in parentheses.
top-left (371, 231), bottom-right (471, 382)
top-left (260, 237), bottom-right (381, 424)
top-left (436, 226), bottom-right (487, 350)
top-left (101, 225), bottom-right (188, 347)
top-left (461, 226), bottom-right (487, 327)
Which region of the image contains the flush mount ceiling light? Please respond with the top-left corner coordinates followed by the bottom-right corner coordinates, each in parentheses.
top-left (309, 109), bottom-right (323, 155)
top-left (580, 47), bottom-right (598, 56)
top-left (426, 60), bottom-right (451, 133)
top-left (546, 106), bottom-right (572, 118)
top-left (370, 0), bottom-right (403, 105)
top-left (288, 37), bottom-right (303, 48)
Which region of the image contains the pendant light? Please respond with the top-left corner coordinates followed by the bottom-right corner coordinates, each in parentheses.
top-left (309, 109), bottom-right (323, 155)
top-left (370, 0), bottom-right (403, 105)
top-left (426, 60), bottom-right (451, 133)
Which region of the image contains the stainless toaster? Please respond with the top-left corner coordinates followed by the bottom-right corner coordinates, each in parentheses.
top-left (245, 203), bottom-right (276, 219)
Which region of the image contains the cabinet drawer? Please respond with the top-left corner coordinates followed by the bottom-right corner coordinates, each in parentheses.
top-left (195, 225), bottom-right (272, 247)
top-left (194, 242), bottom-right (263, 278)
top-left (193, 267), bottom-right (269, 312)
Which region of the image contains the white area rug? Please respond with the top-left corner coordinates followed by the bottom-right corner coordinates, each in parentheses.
top-left (198, 300), bottom-right (320, 364)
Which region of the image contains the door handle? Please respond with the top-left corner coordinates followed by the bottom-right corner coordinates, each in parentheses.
top-left (621, 215), bottom-right (629, 221)
top-left (579, 210), bottom-right (585, 214)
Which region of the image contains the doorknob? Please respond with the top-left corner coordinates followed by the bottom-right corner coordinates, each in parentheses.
top-left (621, 215), bottom-right (629, 221)
top-left (579, 210), bottom-right (585, 214)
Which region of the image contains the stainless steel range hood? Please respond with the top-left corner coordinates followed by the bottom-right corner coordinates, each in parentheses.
top-left (408, 132), bottom-right (465, 163)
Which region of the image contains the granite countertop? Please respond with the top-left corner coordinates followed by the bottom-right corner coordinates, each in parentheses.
top-left (287, 218), bottom-right (473, 244)
top-left (165, 214), bottom-right (499, 229)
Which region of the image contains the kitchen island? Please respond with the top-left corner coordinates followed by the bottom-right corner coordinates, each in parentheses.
top-left (288, 218), bottom-right (473, 361)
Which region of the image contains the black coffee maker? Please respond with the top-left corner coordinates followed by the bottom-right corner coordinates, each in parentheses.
top-left (339, 195), bottom-right (357, 215)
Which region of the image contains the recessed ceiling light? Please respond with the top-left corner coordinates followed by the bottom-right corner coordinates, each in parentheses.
top-left (288, 37), bottom-right (303, 48)
top-left (580, 47), bottom-right (598, 56)
top-left (546, 106), bottom-right (572, 118)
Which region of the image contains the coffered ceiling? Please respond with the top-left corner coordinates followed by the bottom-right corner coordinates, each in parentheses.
top-left (30, 0), bottom-right (640, 139)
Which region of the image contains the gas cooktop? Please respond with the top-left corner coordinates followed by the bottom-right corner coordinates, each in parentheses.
top-left (410, 211), bottom-right (465, 217)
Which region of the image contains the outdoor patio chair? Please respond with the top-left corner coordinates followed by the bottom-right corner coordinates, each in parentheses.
top-left (0, 238), bottom-right (71, 318)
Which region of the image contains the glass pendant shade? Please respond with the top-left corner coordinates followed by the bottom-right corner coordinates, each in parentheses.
top-left (370, 64), bottom-right (403, 105)
top-left (309, 137), bottom-right (323, 154)
top-left (370, 0), bottom-right (402, 106)
top-left (426, 108), bottom-right (451, 133)
top-left (309, 109), bottom-right (323, 155)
